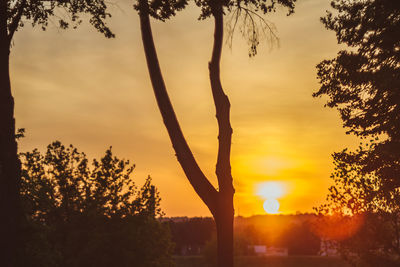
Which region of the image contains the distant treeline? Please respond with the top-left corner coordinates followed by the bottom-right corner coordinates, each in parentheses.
top-left (165, 214), bottom-right (321, 256)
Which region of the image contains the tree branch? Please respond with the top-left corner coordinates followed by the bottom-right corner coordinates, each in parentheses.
top-left (209, 5), bottom-right (234, 195)
top-left (7, 0), bottom-right (27, 45)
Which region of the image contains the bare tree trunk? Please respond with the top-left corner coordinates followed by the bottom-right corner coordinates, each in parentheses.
top-left (0, 2), bottom-right (20, 266)
top-left (138, 1), bottom-right (234, 266)
top-left (209, 6), bottom-right (235, 267)
top-left (215, 193), bottom-right (234, 267)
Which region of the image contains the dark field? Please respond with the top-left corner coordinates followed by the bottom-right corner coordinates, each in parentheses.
top-left (174, 256), bottom-right (351, 267)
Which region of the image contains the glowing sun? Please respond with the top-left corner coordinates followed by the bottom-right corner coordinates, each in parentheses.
top-left (257, 181), bottom-right (287, 214)
top-left (263, 199), bottom-right (280, 214)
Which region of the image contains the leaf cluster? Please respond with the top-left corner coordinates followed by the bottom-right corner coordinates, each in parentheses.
top-left (6, 0), bottom-right (114, 44)
top-left (134, 0), bottom-right (188, 21)
top-left (316, 143), bottom-right (399, 216)
top-left (314, 0), bottom-right (400, 139)
top-left (194, 0), bottom-right (295, 20)
top-left (20, 141), bottom-right (162, 222)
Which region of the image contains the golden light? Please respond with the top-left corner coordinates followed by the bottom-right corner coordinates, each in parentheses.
top-left (257, 181), bottom-right (286, 199)
top-left (254, 157), bottom-right (293, 176)
top-left (263, 199), bottom-right (280, 214)
top-left (313, 214), bottom-right (366, 241)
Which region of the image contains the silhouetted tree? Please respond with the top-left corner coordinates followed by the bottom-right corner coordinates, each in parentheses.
top-left (0, 2), bottom-right (113, 265)
top-left (168, 217), bottom-right (215, 255)
top-left (19, 141), bottom-right (173, 267)
top-left (314, 0), bottom-right (400, 265)
top-left (134, 0), bottom-right (296, 265)
top-left (314, 0), bottom-right (400, 192)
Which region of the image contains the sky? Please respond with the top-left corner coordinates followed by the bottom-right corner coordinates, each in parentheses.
top-left (11, 0), bottom-right (359, 217)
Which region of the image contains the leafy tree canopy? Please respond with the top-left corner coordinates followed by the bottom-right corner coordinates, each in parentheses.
top-left (314, 0), bottom-right (400, 190)
top-left (134, 0), bottom-right (296, 56)
top-left (5, 0), bottom-right (114, 46)
top-left (19, 141), bottom-right (172, 267)
top-left (21, 141), bottom-right (162, 220)
top-left (314, 0), bottom-right (400, 138)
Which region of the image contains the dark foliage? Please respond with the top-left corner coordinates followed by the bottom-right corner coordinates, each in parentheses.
top-left (168, 217), bottom-right (215, 255)
top-left (194, 0), bottom-right (295, 20)
top-left (313, 0), bottom-right (400, 190)
top-left (134, 0), bottom-right (188, 21)
top-left (314, 0), bottom-right (400, 260)
top-left (18, 141), bottom-right (173, 267)
top-left (6, 0), bottom-right (114, 43)
top-left (282, 222), bottom-right (320, 255)
top-left (314, 1), bottom-right (400, 265)
top-left (315, 149), bottom-right (400, 267)
top-left (169, 215), bottom-right (322, 257)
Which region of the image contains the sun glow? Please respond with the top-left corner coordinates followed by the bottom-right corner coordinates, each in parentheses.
top-left (257, 181), bottom-right (287, 214)
top-left (257, 181), bottom-right (286, 199)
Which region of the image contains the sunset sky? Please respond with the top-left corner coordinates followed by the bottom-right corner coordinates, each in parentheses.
top-left (11, 0), bottom-right (359, 217)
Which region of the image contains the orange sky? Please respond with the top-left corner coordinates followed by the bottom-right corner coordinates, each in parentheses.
top-left (12, 0), bottom-right (359, 216)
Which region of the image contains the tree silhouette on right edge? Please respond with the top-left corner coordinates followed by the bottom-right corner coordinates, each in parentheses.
top-left (314, 0), bottom-right (400, 265)
top-left (134, 0), bottom-right (296, 266)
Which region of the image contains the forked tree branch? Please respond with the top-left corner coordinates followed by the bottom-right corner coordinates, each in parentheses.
top-left (138, 2), bottom-right (218, 214)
